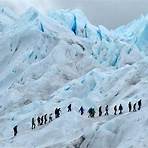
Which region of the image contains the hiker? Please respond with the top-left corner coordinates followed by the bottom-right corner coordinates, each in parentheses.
top-left (133, 103), bottom-right (136, 112)
top-left (88, 108), bottom-right (92, 117)
top-left (57, 108), bottom-right (61, 117)
top-left (44, 114), bottom-right (48, 124)
top-left (49, 113), bottom-right (53, 122)
top-left (37, 116), bottom-right (40, 126)
top-left (128, 102), bottom-right (132, 112)
top-left (32, 118), bottom-right (36, 129)
top-left (119, 104), bottom-right (123, 114)
top-left (55, 108), bottom-right (58, 118)
top-left (13, 125), bottom-right (18, 137)
top-left (88, 108), bottom-right (95, 118)
top-left (114, 105), bottom-right (117, 115)
top-left (105, 105), bottom-right (109, 116)
top-left (68, 104), bottom-right (72, 112)
top-left (79, 106), bottom-right (84, 115)
top-left (55, 108), bottom-right (61, 118)
top-left (40, 115), bottom-right (44, 125)
top-left (138, 99), bottom-right (142, 110)
top-left (99, 106), bottom-right (102, 116)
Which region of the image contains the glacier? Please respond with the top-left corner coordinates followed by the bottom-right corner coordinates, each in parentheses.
top-left (0, 7), bottom-right (148, 148)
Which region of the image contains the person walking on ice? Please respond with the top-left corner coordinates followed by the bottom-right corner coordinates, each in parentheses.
top-left (37, 116), bottom-right (40, 126)
top-left (114, 105), bottom-right (117, 115)
top-left (44, 114), bottom-right (48, 124)
top-left (79, 106), bottom-right (84, 115)
top-left (133, 103), bottom-right (136, 112)
top-left (32, 118), bottom-right (36, 129)
top-left (55, 108), bottom-right (61, 118)
top-left (99, 106), bottom-right (102, 116)
top-left (88, 108), bottom-right (95, 118)
top-left (138, 99), bottom-right (142, 110)
top-left (119, 104), bottom-right (123, 114)
top-left (68, 104), bottom-right (72, 112)
top-left (55, 108), bottom-right (58, 118)
top-left (128, 102), bottom-right (132, 112)
top-left (40, 115), bottom-right (44, 125)
top-left (13, 125), bottom-right (18, 137)
top-left (105, 105), bottom-right (109, 116)
top-left (49, 113), bottom-right (53, 122)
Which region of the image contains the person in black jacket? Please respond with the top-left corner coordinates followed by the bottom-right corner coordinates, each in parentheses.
top-left (105, 105), bottom-right (109, 116)
top-left (32, 118), bottom-right (36, 129)
top-left (49, 113), bottom-right (53, 123)
top-left (13, 125), bottom-right (18, 136)
top-left (40, 115), bottom-right (44, 125)
top-left (133, 103), bottom-right (136, 112)
top-left (37, 116), bottom-right (40, 126)
top-left (99, 106), bottom-right (102, 116)
top-left (44, 114), bottom-right (48, 124)
top-left (128, 102), bottom-right (132, 112)
top-left (119, 104), bottom-right (123, 114)
top-left (138, 99), bottom-right (142, 110)
top-left (88, 108), bottom-right (95, 118)
top-left (114, 105), bottom-right (117, 115)
top-left (79, 106), bottom-right (84, 115)
top-left (68, 104), bottom-right (72, 112)
top-left (55, 108), bottom-right (61, 118)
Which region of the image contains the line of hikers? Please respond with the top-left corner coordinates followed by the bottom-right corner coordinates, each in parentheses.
top-left (32, 113), bottom-right (51, 129)
top-left (87, 99), bottom-right (141, 118)
top-left (81, 99), bottom-right (141, 118)
top-left (13, 99), bottom-right (142, 136)
top-left (32, 108), bottom-right (61, 129)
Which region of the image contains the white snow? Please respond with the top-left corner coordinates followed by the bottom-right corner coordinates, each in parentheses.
top-left (0, 7), bottom-right (148, 148)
